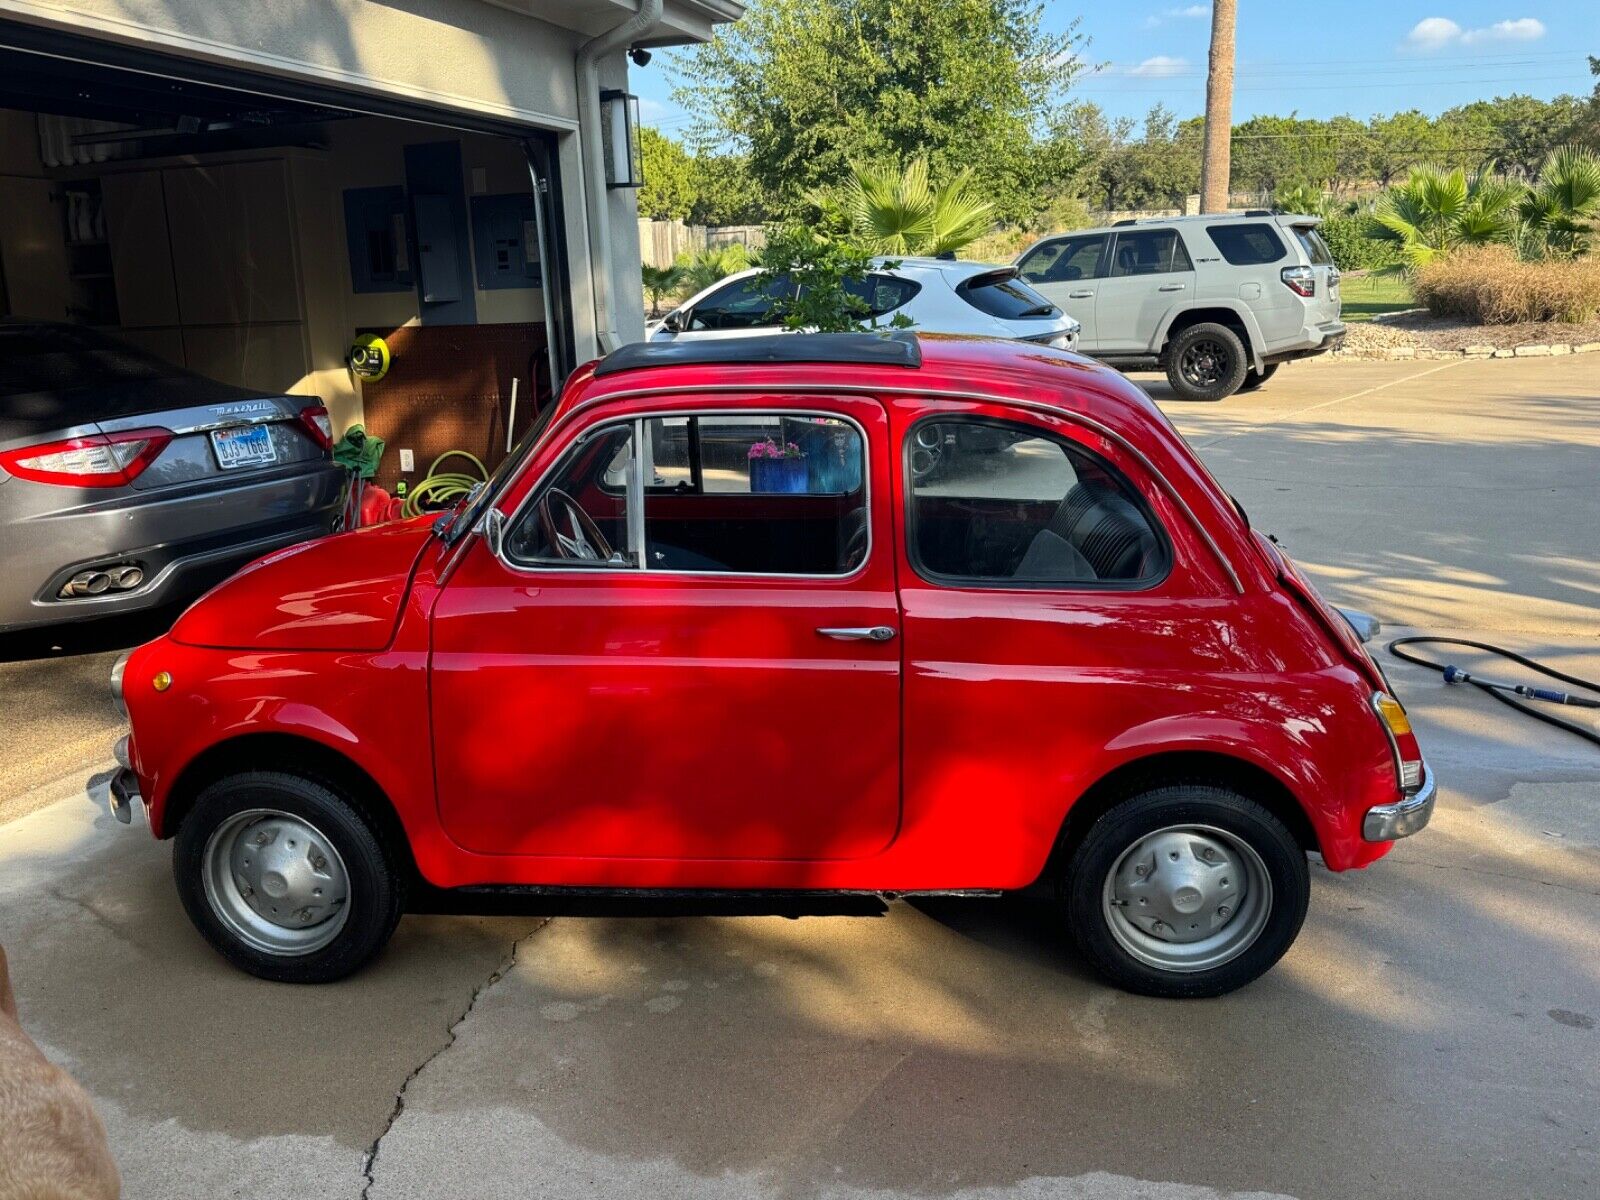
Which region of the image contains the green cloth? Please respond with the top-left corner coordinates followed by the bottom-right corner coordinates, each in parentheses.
top-left (333, 425), bottom-right (385, 480)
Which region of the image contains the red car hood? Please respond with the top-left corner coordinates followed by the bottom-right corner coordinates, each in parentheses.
top-left (171, 518), bottom-right (436, 651)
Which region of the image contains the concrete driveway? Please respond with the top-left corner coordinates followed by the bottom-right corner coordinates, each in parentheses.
top-left (1, 354), bottom-right (1597, 1199)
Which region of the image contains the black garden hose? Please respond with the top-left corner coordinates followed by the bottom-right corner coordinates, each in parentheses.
top-left (1387, 637), bottom-right (1600, 749)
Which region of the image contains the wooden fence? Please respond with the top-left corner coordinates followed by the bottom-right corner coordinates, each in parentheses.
top-left (639, 221), bottom-right (768, 269)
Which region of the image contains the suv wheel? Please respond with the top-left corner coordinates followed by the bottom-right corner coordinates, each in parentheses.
top-left (174, 772), bottom-right (405, 983)
top-left (1238, 362), bottom-right (1280, 393)
top-left (1062, 785), bottom-right (1310, 998)
top-left (1165, 323), bottom-right (1249, 401)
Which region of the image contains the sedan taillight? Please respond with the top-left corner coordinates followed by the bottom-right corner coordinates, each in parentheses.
top-left (1281, 265), bottom-right (1316, 297)
top-left (297, 404), bottom-right (334, 452)
top-left (0, 428), bottom-right (172, 487)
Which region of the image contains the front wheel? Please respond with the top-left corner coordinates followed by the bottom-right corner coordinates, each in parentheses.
top-left (173, 772), bottom-right (405, 983)
top-left (1165, 323), bottom-right (1249, 401)
top-left (1063, 786), bottom-right (1309, 998)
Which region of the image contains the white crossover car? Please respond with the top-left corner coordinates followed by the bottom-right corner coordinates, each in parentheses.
top-left (647, 258), bottom-right (1080, 350)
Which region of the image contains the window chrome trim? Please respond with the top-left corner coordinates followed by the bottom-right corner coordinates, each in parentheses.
top-left (559, 383), bottom-right (1244, 592)
top-left (494, 406), bottom-right (873, 583)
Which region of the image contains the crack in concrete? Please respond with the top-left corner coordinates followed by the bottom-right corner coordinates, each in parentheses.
top-left (358, 917), bottom-right (553, 1200)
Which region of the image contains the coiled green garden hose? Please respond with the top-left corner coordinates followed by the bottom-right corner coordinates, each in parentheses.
top-left (401, 450), bottom-right (488, 518)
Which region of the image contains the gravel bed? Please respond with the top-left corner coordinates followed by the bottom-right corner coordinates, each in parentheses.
top-left (1332, 310), bottom-right (1600, 359)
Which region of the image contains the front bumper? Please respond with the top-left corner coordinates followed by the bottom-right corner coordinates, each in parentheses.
top-left (87, 735), bottom-right (142, 825)
top-left (1362, 762), bottom-right (1436, 841)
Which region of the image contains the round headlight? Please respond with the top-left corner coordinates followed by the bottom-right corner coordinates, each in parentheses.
top-left (110, 651), bottom-right (131, 719)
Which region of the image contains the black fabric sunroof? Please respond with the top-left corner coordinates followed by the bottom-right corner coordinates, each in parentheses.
top-left (593, 332), bottom-right (921, 377)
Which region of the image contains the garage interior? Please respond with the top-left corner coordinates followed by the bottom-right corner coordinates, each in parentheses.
top-left (0, 35), bottom-right (571, 494)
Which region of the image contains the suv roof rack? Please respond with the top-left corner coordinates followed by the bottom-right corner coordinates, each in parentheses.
top-left (593, 331), bottom-right (922, 377)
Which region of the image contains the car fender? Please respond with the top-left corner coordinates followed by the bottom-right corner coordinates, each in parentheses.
top-left (1152, 301), bottom-right (1267, 372)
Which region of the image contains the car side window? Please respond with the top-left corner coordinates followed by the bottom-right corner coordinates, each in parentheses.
top-left (1019, 234), bottom-right (1107, 284)
top-left (686, 275), bottom-right (795, 331)
top-left (641, 415), bottom-right (868, 574)
top-left (906, 418), bottom-right (1168, 587)
top-left (839, 273), bottom-right (921, 317)
top-left (1206, 223), bottom-right (1287, 266)
top-left (1109, 229), bottom-right (1193, 277)
top-left (506, 424), bottom-right (637, 567)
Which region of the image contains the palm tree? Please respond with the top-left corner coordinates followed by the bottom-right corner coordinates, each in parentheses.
top-left (672, 243), bottom-right (753, 297)
top-left (1518, 144), bottom-right (1600, 259)
top-left (1200, 0), bottom-right (1237, 213)
top-left (821, 157), bottom-right (995, 257)
top-left (1370, 165), bottom-right (1524, 269)
top-left (641, 264), bottom-right (683, 316)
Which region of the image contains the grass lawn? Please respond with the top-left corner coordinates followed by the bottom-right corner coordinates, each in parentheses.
top-left (1341, 273), bottom-right (1414, 322)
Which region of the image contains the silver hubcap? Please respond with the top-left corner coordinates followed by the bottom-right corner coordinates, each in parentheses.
top-left (1101, 824), bottom-right (1272, 973)
top-left (201, 809), bottom-right (351, 956)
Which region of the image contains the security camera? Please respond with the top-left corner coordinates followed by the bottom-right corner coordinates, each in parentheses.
top-left (629, 47), bottom-right (652, 67)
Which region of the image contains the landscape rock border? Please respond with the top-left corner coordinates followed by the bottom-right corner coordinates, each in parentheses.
top-left (1328, 339), bottom-right (1600, 361)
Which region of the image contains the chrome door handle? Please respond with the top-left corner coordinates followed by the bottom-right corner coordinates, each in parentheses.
top-left (1068, 290), bottom-right (1095, 299)
top-left (1159, 283), bottom-right (1186, 291)
top-left (816, 626), bottom-right (897, 642)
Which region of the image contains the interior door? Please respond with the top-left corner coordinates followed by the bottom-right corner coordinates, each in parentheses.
top-left (429, 398), bottom-right (903, 872)
top-left (1017, 233), bottom-right (1107, 349)
top-left (1092, 228), bottom-right (1196, 355)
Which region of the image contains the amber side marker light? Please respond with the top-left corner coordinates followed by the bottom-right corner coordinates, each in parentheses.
top-left (152, 671), bottom-right (172, 692)
top-left (1372, 692), bottom-right (1423, 793)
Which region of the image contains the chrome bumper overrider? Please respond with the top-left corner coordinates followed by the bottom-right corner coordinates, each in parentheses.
top-left (1362, 763), bottom-right (1436, 842)
top-left (87, 735), bottom-right (141, 825)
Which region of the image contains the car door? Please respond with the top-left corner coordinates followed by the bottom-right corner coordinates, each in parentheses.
top-left (1017, 233), bottom-right (1108, 348)
top-left (429, 397), bottom-right (903, 870)
top-left (660, 273), bottom-right (797, 342)
top-left (1092, 228), bottom-right (1197, 355)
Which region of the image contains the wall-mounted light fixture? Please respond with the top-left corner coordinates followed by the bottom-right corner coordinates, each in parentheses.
top-left (599, 89), bottom-right (642, 189)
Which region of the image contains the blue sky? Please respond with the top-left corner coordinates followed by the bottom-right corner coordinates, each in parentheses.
top-left (634, 2), bottom-right (1596, 138)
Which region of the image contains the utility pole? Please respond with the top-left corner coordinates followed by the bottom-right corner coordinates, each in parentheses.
top-left (1200, 0), bottom-right (1237, 213)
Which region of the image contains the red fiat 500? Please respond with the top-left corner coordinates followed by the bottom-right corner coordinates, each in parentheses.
top-left (99, 333), bottom-right (1432, 997)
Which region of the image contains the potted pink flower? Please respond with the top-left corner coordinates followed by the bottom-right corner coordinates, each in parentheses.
top-left (748, 438), bottom-right (807, 493)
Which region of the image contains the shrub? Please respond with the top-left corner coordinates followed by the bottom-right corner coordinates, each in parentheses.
top-left (1411, 245), bottom-right (1600, 324)
top-left (1318, 214), bottom-right (1398, 272)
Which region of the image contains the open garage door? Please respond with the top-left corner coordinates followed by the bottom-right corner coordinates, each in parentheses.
top-left (0, 23), bottom-right (575, 494)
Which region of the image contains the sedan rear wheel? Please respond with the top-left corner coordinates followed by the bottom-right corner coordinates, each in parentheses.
top-left (1064, 785), bottom-right (1309, 997)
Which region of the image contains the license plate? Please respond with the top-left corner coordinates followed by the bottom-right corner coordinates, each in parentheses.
top-left (210, 424), bottom-right (277, 470)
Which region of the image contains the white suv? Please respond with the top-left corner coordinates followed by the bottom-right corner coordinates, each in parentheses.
top-left (1017, 212), bottom-right (1345, 401)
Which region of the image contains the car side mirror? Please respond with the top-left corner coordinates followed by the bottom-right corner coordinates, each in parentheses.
top-left (477, 506), bottom-right (507, 558)
top-left (663, 310), bottom-right (686, 334)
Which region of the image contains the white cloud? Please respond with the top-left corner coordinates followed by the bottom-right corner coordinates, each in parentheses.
top-left (1127, 55), bottom-right (1189, 77)
top-left (1143, 4), bottom-right (1209, 28)
top-left (1405, 15), bottom-right (1546, 50)
top-left (1461, 17), bottom-right (1546, 44)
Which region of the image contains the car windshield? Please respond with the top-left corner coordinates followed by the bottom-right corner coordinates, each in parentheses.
top-left (0, 324), bottom-right (183, 399)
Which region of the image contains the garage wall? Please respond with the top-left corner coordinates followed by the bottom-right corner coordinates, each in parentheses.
top-left (0, 106), bottom-right (68, 320)
top-left (0, 0), bottom-right (663, 361)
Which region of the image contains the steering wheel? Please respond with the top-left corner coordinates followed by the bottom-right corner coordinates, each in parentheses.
top-left (537, 487), bottom-right (614, 562)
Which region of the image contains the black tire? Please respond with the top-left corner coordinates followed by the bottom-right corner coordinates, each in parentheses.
top-left (1237, 362), bottom-right (1280, 393)
top-left (173, 771), bottom-right (405, 983)
top-left (1062, 785), bottom-right (1309, 998)
top-left (1165, 323), bottom-right (1250, 401)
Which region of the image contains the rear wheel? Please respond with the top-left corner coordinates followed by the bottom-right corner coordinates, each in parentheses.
top-left (1062, 785), bottom-right (1309, 997)
top-left (1237, 362), bottom-right (1280, 393)
top-left (173, 772), bottom-right (404, 983)
top-left (1165, 323), bottom-right (1249, 401)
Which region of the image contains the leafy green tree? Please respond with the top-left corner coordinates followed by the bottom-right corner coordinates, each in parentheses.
top-left (758, 224), bottom-right (910, 332)
top-left (687, 152), bottom-right (770, 226)
top-left (1518, 144), bottom-right (1600, 258)
top-left (814, 157), bottom-right (995, 256)
top-left (669, 0), bottom-right (1085, 222)
top-left (1370, 165), bottom-right (1524, 268)
top-left (1439, 95), bottom-right (1585, 179)
top-left (641, 264), bottom-right (684, 316)
top-left (638, 128), bottom-right (696, 221)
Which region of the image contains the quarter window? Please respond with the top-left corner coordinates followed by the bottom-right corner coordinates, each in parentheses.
top-left (906, 419), bottom-right (1167, 586)
top-left (1109, 229), bottom-right (1193, 276)
top-left (1206, 223), bottom-right (1287, 266)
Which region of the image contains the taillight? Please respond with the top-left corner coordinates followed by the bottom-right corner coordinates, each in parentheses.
top-left (297, 404), bottom-right (334, 452)
top-left (0, 428), bottom-right (171, 487)
top-left (1281, 265), bottom-right (1316, 297)
top-left (1372, 692), bottom-right (1424, 795)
